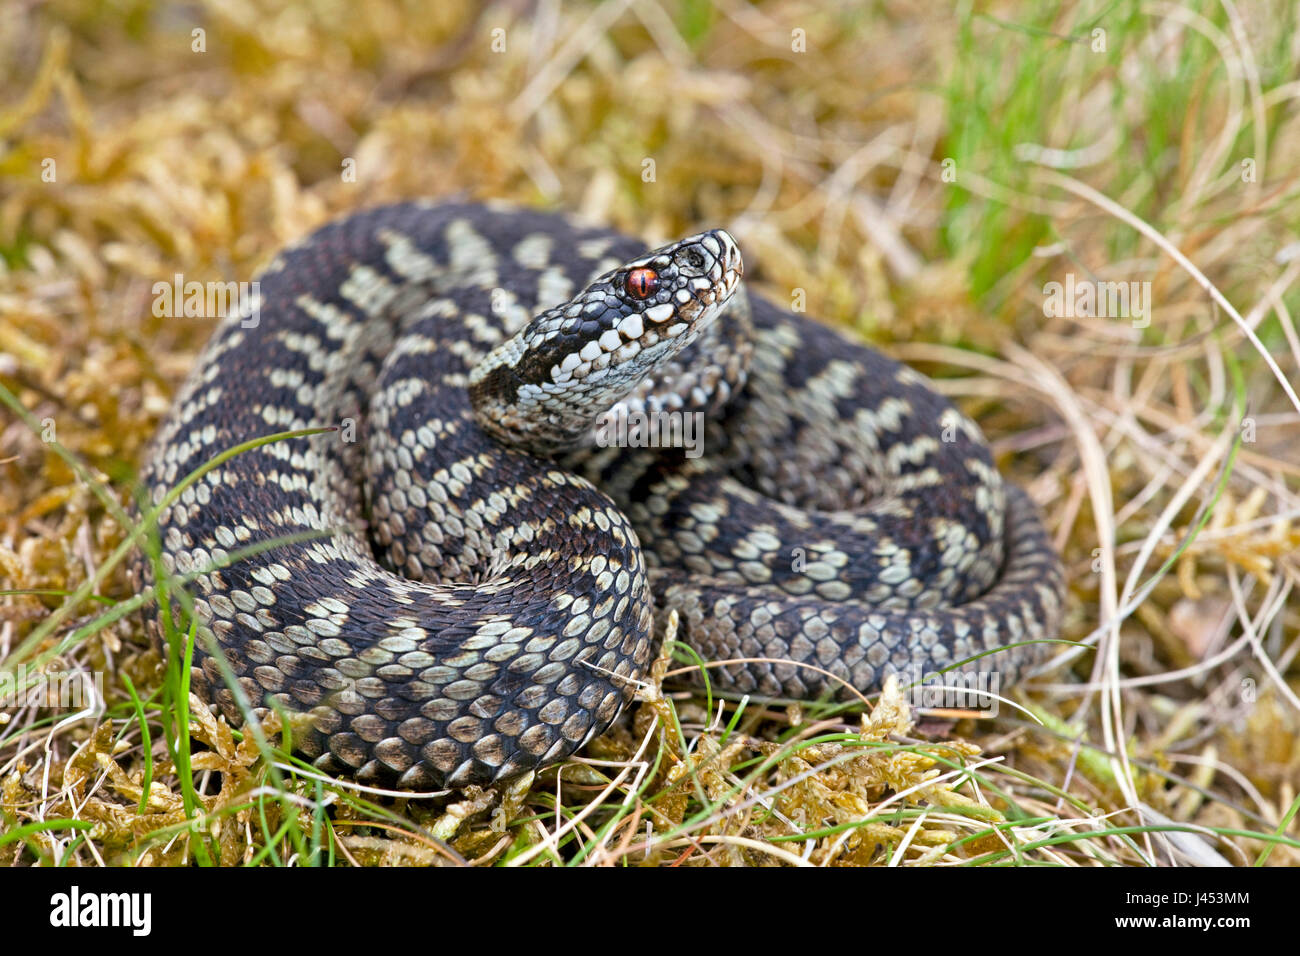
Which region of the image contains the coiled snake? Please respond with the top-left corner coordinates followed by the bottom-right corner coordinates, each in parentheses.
top-left (133, 201), bottom-right (1065, 791)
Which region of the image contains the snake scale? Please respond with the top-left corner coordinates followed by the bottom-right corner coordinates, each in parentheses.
top-left (131, 201), bottom-right (1065, 791)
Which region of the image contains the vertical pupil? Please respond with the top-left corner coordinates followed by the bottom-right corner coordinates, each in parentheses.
top-left (628, 269), bottom-right (656, 298)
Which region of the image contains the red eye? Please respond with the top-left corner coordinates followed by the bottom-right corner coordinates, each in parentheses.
top-left (626, 268), bottom-right (659, 299)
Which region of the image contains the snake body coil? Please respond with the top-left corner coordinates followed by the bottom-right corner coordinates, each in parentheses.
top-left (133, 201), bottom-right (1064, 791)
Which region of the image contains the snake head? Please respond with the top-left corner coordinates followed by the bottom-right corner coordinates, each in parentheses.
top-left (469, 229), bottom-right (743, 454)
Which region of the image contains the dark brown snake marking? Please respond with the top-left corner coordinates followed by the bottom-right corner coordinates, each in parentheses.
top-left (132, 201), bottom-right (1065, 791)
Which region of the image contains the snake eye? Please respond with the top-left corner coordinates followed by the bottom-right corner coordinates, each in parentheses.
top-left (626, 268), bottom-right (659, 300)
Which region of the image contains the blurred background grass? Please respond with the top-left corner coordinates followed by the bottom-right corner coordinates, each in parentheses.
top-left (1, 0), bottom-right (1298, 866)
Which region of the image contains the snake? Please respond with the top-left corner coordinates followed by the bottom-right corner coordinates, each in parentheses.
top-left (131, 200), bottom-right (1065, 792)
